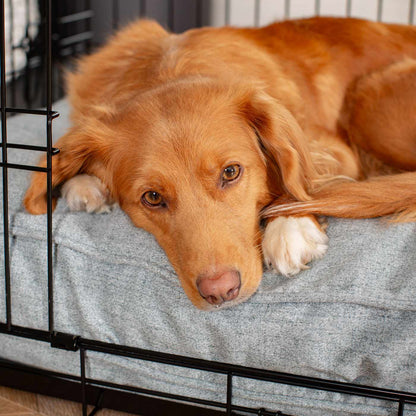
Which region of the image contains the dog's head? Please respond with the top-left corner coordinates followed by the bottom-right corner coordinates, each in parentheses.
top-left (24, 79), bottom-right (313, 310)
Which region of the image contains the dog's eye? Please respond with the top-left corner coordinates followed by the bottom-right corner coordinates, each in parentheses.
top-left (222, 164), bottom-right (241, 183)
top-left (142, 191), bottom-right (164, 208)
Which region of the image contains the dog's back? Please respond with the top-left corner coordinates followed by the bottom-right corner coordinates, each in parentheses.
top-left (67, 18), bottom-right (416, 131)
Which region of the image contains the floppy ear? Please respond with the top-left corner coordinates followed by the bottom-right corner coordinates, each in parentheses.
top-left (24, 127), bottom-right (104, 214)
top-left (240, 90), bottom-right (315, 201)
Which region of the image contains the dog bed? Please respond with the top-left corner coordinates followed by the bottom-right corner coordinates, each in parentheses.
top-left (0, 100), bottom-right (415, 416)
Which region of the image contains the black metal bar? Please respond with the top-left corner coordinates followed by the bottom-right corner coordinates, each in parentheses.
top-left (1, 0), bottom-right (11, 332)
top-left (81, 348), bottom-right (88, 416)
top-left (410, 0), bottom-right (415, 24)
top-left (2, 143), bottom-right (47, 152)
top-left (168, 0), bottom-right (174, 31)
top-left (85, 0), bottom-right (92, 54)
top-left (85, 375), bottom-right (227, 410)
top-left (0, 323), bottom-right (51, 342)
top-left (46, 0), bottom-right (52, 113)
top-left (79, 337), bottom-right (416, 406)
top-left (88, 405), bottom-right (101, 416)
top-left (112, 0), bottom-right (119, 31)
top-left (0, 358), bottom-right (223, 416)
top-left (24, 0), bottom-right (29, 43)
top-left (196, 0), bottom-right (202, 28)
top-left (7, 0), bottom-right (16, 107)
top-left (45, 0), bottom-right (54, 335)
top-left (88, 390), bottom-right (104, 416)
top-left (90, 383), bottom-right (223, 416)
top-left (0, 356), bottom-right (79, 383)
top-left (0, 162), bottom-right (49, 172)
top-left (47, 115), bottom-right (54, 335)
top-left (59, 31), bottom-right (94, 48)
top-left (85, 376), bottom-right (292, 415)
top-left (398, 399), bottom-right (405, 416)
top-left (235, 405), bottom-right (293, 416)
top-left (5, 107), bottom-right (59, 116)
top-left (0, 142), bottom-right (60, 154)
top-left (139, 0), bottom-right (146, 17)
top-left (226, 372), bottom-right (233, 416)
top-left (24, 0), bottom-right (33, 108)
top-left (1, 324), bottom-right (416, 410)
top-left (0, 354), bottom-right (294, 416)
top-left (59, 10), bottom-right (94, 25)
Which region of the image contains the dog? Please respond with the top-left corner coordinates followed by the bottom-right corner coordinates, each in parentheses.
top-left (24, 17), bottom-right (416, 310)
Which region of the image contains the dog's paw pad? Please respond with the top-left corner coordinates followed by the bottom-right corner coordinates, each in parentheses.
top-left (262, 216), bottom-right (328, 276)
top-left (61, 174), bottom-right (115, 214)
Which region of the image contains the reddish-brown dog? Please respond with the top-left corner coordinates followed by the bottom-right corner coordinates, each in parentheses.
top-left (24, 18), bottom-right (416, 310)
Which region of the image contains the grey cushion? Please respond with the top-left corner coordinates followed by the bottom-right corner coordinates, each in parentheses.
top-left (0, 100), bottom-right (415, 416)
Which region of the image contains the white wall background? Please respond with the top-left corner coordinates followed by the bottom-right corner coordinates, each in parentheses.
top-left (209, 0), bottom-right (416, 26)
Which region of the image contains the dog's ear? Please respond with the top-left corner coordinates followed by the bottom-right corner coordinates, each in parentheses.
top-left (240, 90), bottom-right (315, 201)
top-left (24, 127), bottom-right (108, 214)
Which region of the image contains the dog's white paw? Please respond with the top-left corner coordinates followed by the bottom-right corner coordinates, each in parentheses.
top-left (61, 174), bottom-right (115, 214)
top-left (262, 216), bottom-right (328, 276)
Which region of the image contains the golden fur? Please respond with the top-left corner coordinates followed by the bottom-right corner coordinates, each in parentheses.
top-left (24, 18), bottom-right (416, 309)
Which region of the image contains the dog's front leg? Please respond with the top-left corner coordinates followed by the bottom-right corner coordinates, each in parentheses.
top-left (262, 215), bottom-right (328, 276)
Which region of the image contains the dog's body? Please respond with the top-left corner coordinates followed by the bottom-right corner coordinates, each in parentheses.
top-left (24, 17), bottom-right (416, 310)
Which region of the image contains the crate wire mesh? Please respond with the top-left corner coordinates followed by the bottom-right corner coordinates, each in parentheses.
top-left (1, 1), bottom-right (416, 415)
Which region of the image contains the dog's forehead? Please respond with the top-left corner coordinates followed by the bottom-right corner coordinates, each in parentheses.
top-left (139, 118), bottom-right (252, 173)
top-left (133, 95), bottom-right (252, 161)
top-left (114, 81), bottom-right (264, 184)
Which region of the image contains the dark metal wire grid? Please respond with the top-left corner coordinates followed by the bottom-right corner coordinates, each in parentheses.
top-left (1, 1), bottom-right (416, 415)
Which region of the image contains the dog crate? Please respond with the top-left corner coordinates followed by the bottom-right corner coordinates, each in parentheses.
top-left (1, 1), bottom-right (416, 415)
